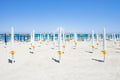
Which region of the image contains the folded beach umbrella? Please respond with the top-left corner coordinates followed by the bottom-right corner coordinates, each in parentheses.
top-left (4, 33), bottom-right (7, 45)
top-left (102, 28), bottom-right (108, 62)
top-left (91, 30), bottom-right (95, 49)
top-left (57, 27), bottom-right (63, 63)
top-left (9, 27), bottom-right (16, 63)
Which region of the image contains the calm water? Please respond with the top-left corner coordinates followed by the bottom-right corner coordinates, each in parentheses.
top-left (0, 33), bottom-right (119, 41)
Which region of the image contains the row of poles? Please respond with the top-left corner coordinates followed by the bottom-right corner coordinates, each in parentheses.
top-left (8, 27), bottom-right (110, 63)
top-left (91, 28), bottom-right (107, 62)
top-left (8, 27), bottom-right (78, 63)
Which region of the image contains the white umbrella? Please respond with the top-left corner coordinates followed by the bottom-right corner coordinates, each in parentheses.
top-left (92, 30), bottom-right (95, 49)
top-left (31, 30), bottom-right (35, 49)
top-left (11, 27), bottom-right (14, 51)
top-left (102, 28), bottom-right (108, 62)
top-left (74, 33), bottom-right (77, 47)
top-left (96, 34), bottom-right (99, 46)
top-left (10, 27), bottom-right (16, 63)
top-left (57, 27), bottom-right (63, 62)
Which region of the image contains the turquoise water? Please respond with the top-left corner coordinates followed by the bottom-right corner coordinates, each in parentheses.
top-left (0, 33), bottom-right (119, 41)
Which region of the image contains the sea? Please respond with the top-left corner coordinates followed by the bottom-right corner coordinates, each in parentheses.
top-left (0, 33), bottom-right (119, 42)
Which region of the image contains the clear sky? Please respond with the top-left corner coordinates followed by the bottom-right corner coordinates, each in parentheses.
top-left (0, 0), bottom-right (120, 33)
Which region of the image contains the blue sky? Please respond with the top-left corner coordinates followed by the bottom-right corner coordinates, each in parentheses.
top-left (0, 0), bottom-right (120, 33)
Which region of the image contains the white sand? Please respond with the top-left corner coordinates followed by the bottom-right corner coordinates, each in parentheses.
top-left (0, 40), bottom-right (120, 80)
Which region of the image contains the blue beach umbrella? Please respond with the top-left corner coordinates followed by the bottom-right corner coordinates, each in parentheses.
top-left (24, 35), bottom-right (25, 41)
top-left (20, 35), bottom-right (22, 41)
top-left (4, 33), bottom-right (7, 45)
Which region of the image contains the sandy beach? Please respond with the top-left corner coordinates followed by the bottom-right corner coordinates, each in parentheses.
top-left (0, 40), bottom-right (120, 80)
top-left (1, 0), bottom-right (120, 80)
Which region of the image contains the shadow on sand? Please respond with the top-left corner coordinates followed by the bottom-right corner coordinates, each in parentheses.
top-left (86, 51), bottom-right (93, 53)
top-left (8, 59), bottom-right (15, 63)
top-left (52, 58), bottom-right (60, 63)
top-left (51, 47), bottom-right (55, 50)
top-left (29, 51), bottom-right (34, 54)
top-left (29, 48), bottom-right (32, 49)
top-left (92, 58), bottom-right (104, 62)
top-left (115, 51), bottom-right (120, 53)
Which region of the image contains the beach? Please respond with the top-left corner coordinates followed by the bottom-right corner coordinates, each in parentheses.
top-left (1, 0), bottom-right (120, 79)
top-left (0, 40), bottom-right (120, 80)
